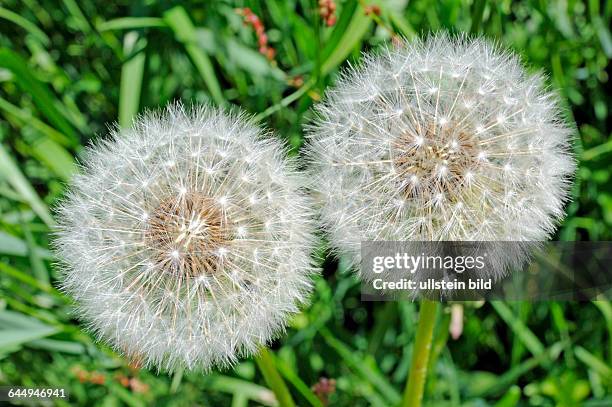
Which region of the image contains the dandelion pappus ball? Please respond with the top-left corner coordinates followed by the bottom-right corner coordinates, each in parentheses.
top-left (54, 103), bottom-right (317, 371)
top-left (306, 33), bottom-right (575, 267)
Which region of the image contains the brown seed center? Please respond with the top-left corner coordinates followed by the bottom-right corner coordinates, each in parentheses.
top-left (145, 192), bottom-right (227, 277)
top-left (392, 121), bottom-right (479, 200)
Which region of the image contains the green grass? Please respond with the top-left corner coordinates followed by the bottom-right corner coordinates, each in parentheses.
top-left (0, 0), bottom-right (611, 405)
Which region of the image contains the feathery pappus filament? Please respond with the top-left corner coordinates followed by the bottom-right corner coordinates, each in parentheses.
top-left (54, 103), bottom-right (317, 371)
top-left (305, 33), bottom-right (575, 272)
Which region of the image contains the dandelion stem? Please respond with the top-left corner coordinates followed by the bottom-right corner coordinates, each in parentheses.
top-left (401, 300), bottom-right (438, 407)
top-left (255, 347), bottom-right (295, 407)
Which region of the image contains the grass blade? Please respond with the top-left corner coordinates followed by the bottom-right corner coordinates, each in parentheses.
top-left (0, 97), bottom-right (75, 147)
top-left (0, 7), bottom-right (50, 45)
top-left (0, 262), bottom-right (64, 298)
top-left (204, 375), bottom-right (278, 406)
top-left (321, 3), bottom-right (373, 75)
top-left (97, 17), bottom-right (166, 32)
top-left (0, 328), bottom-right (58, 350)
top-left (0, 230), bottom-right (50, 259)
top-left (119, 31), bottom-right (146, 128)
top-left (28, 338), bottom-right (85, 354)
top-left (164, 6), bottom-right (225, 106)
top-left (29, 137), bottom-right (76, 181)
top-left (0, 49), bottom-right (77, 142)
top-left (575, 346), bottom-right (612, 379)
top-left (21, 219), bottom-right (49, 284)
top-left (196, 28), bottom-right (286, 80)
top-left (0, 310), bottom-right (59, 350)
top-left (491, 301), bottom-right (545, 359)
top-left (320, 327), bottom-right (401, 405)
top-left (0, 144), bottom-right (54, 226)
top-left (255, 348), bottom-right (295, 407)
top-left (469, 342), bottom-right (564, 398)
top-left (61, 0), bottom-right (92, 33)
top-left (592, 300), bottom-right (612, 366)
top-left (592, 15), bottom-right (612, 58)
top-left (470, 0), bottom-right (487, 33)
top-left (253, 77), bottom-right (316, 122)
top-left (272, 353), bottom-right (323, 407)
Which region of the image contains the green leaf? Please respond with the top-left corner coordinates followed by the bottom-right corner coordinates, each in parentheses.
top-left (575, 346), bottom-right (612, 379)
top-left (464, 371), bottom-right (499, 398)
top-left (0, 310), bottom-right (52, 328)
top-left (204, 375), bottom-right (278, 406)
top-left (20, 217), bottom-right (49, 284)
top-left (164, 6), bottom-right (225, 106)
top-left (469, 342), bottom-right (564, 398)
top-left (593, 16), bottom-right (612, 58)
top-left (0, 48), bottom-right (77, 142)
top-left (170, 368), bottom-right (184, 393)
top-left (0, 96), bottom-right (74, 147)
top-left (0, 230), bottom-right (52, 259)
top-left (231, 393), bottom-right (249, 407)
top-left (30, 137), bottom-right (76, 181)
top-left (272, 353), bottom-right (323, 407)
top-left (254, 77), bottom-right (316, 122)
top-left (550, 302), bottom-right (575, 367)
top-left (494, 385), bottom-right (522, 407)
top-left (0, 230), bottom-right (30, 256)
top-left (61, 0), bottom-right (92, 33)
top-left (388, 11), bottom-right (416, 39)
top-left (320, 327), bottom-right (401, 405)
top-left (195, 29), bottom-right (286, 81)
top-left (0, 143), bottom-right (54, 226)
top-left (254, 348), bottom-right (295, 407)
top-left (0, 311), bottom-right (58, 350)
top-left (0, 262), bottom-right (63, 298)
top-left (28, 338), bottom-right (85, 354)
top-left (0, 7), bottom-right (50, 45)
top-left (97, 17), bottom-right (166, 32)
top-left (321, 3), bottom-right (373, 75)
top-left (491, 301), bottom-right (545, 358)
top-left (109, 383), bottom-right (146, 407)
top-left (470, 0), bottom-right (487, 33)
top-left (119, 31), bottom-right (146, 128)
top-left (592, 300), bottom-right (612, 366)
top-left (582, 138), bottom-right (612, 161)
top-left (0, 327), bottom-right (57, 349)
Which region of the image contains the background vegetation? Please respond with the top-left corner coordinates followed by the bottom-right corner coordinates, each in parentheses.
top-left (0, 0), bottom-right (611, 405)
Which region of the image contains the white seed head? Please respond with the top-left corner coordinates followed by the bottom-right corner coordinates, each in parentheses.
top-left (305, 33), bottom-right (575, 269)
top-left (54, 103), bottom-right (317, 371)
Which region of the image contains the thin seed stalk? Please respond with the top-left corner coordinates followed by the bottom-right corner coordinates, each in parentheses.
top-left (254, 347), bottom-right (295, 407)
top-left (401, 300), bottom-right (438, 407)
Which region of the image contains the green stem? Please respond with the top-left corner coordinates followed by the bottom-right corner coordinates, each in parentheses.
top-left (401, 300), bottom-right (438, 407)
top-left (254, 347), bottom-right (295, 407)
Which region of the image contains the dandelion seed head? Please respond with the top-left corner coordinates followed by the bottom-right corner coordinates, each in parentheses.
top-left (54, 103), bottom-right (317, 372)
top-left (305, 33), bottom-right (575, 270)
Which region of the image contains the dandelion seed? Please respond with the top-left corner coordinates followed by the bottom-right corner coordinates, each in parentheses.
top-left (54, 103), bottom-right (317, 372)
top-left (305, 33), bottom-right (575, 272)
